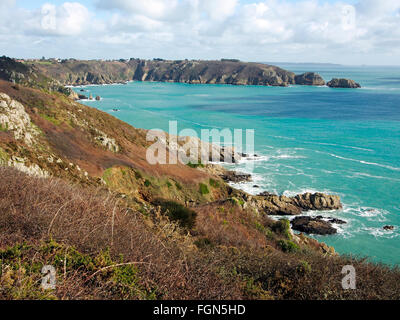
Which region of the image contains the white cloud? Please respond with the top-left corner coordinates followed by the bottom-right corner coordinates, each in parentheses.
top-left (0, 0), bottom-right (400, 64)
top-left (28, 2), bottom-right (91, 36)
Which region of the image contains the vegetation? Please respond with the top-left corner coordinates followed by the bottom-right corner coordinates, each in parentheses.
top-left (199, 183), bottom-right (210, 195)
top-left (1, 62), bottom-right (400, 300)
top-left (187, 162), bottom-right (205, 169)
top-left (153, 198), bottom-right (197, 229)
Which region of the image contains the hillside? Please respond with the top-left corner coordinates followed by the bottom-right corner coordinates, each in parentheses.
top-left (0, 56), bottom-right (78, 99)
top-left (28, 58), bottom-right (325, 87)
top-left (1, 77), bottom-right (400, 300)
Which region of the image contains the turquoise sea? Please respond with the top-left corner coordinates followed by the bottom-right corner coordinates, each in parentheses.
top-left (74, 64), bottom-right (400, 266)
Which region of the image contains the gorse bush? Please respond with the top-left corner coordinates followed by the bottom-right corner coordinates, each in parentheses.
top-left (209, 178), bottom-right (220, 188)
top-left (0, 167), bottom-right (240, 300)
top-left (278, 240), bottom-right (299, 253)
top-left (272, 219), bottom-right (292, 240)
top-left (153, 199), bottom-right (197, 229)
top-left (1, 167), bottom-right (400, 300)
top-left (187, 162), bottom-right (205, 169)
top-left (199, 183), bottom-right (210, 195)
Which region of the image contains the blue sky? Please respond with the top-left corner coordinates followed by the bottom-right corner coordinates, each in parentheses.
top-left (1, 0), bottom-right (399, 65)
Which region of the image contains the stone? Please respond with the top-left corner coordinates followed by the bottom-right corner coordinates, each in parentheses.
top-left (327, 78), bottom-right (361, 88)
top-left (383, 225), bottom-right (394, 231)
top-left (329, 218), bottom-right (347, 225)
top-left (250, 192), bottom-right (342, 216)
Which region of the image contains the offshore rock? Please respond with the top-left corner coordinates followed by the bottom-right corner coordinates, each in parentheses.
top-left (295, 72), bottom-right (326, 86)
top-left (250, 192), bottom-right (342, 216)
top-left (291, 216), bottom-right (337, 235)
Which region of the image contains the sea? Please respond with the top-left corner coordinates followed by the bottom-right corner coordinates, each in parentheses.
top-left (73, 63), bottom-right (400, 266)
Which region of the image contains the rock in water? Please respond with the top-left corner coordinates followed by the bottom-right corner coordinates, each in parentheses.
top-left (293, 192), bottom-right (342, 211)
top-left (295, 72), bottom-right (326, 86)
top-left (327, 78), bottom-right (361, 88)
top-left (291, 216), bottom-right (337, 235)
top-left (95, 95), bottom-right (101, 101)
top-left (250, 192), bottom-right (342, 216)
top-left (383, 225), bottom-right (394, 231)
top-left (221, 171), bottom-right (252, 183)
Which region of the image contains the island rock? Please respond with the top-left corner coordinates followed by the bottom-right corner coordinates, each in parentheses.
top-left (295, 72), bottom-right (326, 86)
top-left (327, 78), bottom-right (361, 88)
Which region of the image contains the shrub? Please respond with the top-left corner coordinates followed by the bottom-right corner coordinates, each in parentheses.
top-left (209, 178), bottom-right (220, 188)
top-left (187, 162), bottom-right (205, 169)
top-left (175, 182), bottom-right (182, 190)
top-left (272, 219), bottom-right (292, 240)
top-left (134, 170), bottom-right (143, 180)
top-left (199, 183), bottom-right (210, 195)
top-left (194, 238), bottom-right (214, 249)
top-left (144, 179), bottom-right (151, 187)
top-left (153, 199), bottom-right (197, 229)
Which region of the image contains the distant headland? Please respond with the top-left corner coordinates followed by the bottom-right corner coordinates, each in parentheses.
top-left (5, 57), bottom-right (360, 89)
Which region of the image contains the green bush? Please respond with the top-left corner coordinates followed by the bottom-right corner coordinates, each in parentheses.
top-left (278, 240), bottom-right (299, 253)
top-left (153, 199), bottom-right (197, 229)
top-left (187, 162), bottom-right (205, 169)
top-left (209, 178), bottom-right (220, 188)
top-left (144, 179), bottom-right (151, 187)
top-left (175, 182), bottom-right (182, 190)
top-left (199, 183), bottom-right (210, 195)
top-left (134, 170), bottom-right (143, 180)
top-left (272, 219), bottom-right (292, 240)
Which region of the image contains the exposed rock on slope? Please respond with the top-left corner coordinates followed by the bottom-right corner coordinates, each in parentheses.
top-left (295, 72), bottom-right (326, 86)
top-left (0, 80), bottom-right (231, 205)
top-left (327, 78), bottom-right (361, 88)
top-left (0, 93), bottom-right (40, 146)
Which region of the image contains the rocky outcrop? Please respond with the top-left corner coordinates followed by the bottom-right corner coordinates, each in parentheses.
top-left (147, 131), bottom-right (243, 165)
top-left (0, 92), bottom-right (40, 146)
top-left (291, 216), bottom-right (338, 235)
top-left (221, 171), bottom-right (252, 183)
top-left (294, 192), bottom-right (342, 211)
top-left (383, 225), bottom-right (394, 231)
top-left (327, 78), bottom-right (361, 88)
top-left (295, 72), bottom-right (326, 86)
top-left (247, 192), bottom-right (342, 216)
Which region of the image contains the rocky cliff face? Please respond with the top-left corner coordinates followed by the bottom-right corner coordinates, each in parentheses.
top-left (30, 58), bottom-right (327, 88)
top-left (244, 192), bottom-right (342, 216)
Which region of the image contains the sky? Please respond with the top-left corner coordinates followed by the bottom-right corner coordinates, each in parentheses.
top-left (0, 0), bottom-right (399, 65)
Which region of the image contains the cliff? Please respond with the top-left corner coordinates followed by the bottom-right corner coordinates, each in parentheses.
top-left (0, 56), bottom-right (77, 99)
top-left (29, 58), bottom-right (324, 87)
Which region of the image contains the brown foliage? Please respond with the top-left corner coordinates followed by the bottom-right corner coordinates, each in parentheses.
top-left (0, 167), bottom-right (241, 300)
